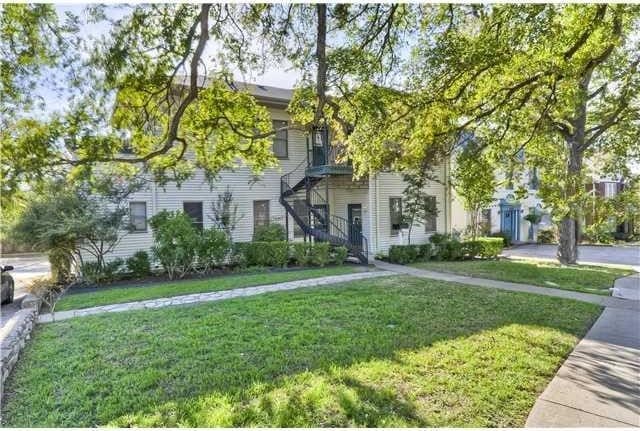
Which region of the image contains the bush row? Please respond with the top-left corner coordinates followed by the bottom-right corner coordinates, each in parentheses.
top-left (387, 235), bottom-right (503, 264)
top-left (234, 241), bottom-right (348, 268)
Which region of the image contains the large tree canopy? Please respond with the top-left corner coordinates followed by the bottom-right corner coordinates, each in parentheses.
top-left (338, 4), bottom-right (640, 263)
top-left (2, 4), bottom-right (639, 264)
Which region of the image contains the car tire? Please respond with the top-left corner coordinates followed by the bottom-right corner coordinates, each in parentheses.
top-left (6, 280), bottom-right (14, 304)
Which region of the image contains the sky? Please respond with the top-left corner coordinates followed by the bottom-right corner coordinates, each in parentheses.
top-left (56, 4), bottom-right (302, 89)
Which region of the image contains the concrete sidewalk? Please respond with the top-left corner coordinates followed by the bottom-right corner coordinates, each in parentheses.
top-left (373, 260), bottom-right (640, 428)
top-left (526, 306), bottom-right (639, 427)
top-left (373, 260), bottom-right (639, 311)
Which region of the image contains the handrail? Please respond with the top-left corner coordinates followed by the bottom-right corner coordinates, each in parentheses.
top-left (280, 157), bottom-right (368, 262)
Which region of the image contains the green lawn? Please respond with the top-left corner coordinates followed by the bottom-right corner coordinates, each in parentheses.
top-left (410, 259), bottom-right (633, 295)
top-left (55, 266), bottom-right (362, 311)
top-left (4, 276), bottom-right (600, 427)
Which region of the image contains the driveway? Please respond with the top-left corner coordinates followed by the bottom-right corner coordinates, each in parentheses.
top-left (1, 253), bottom-right (49, 329)
top-left (1, 253), bottom-right (50, 298)
top-left (503, 244), bottom-right (639, 270)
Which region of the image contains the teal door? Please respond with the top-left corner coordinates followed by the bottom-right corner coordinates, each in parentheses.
top-left (499, 199), bottom-right (521, 241)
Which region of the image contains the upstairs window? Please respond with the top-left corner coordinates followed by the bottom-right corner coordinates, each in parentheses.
top-left (183, 202), bottom-right (204, 231)
top-left (604, 182), bottom-right (618, 198)
top-left (272, 120), bottom-right (288, 159)
top-left (389, 197), bottom-right (403, 235)
top-left (129, 202), bottom-right (147, 232)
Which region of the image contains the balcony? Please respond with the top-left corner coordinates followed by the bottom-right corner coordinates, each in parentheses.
top-left (305, 126), bottom-right (353, 177)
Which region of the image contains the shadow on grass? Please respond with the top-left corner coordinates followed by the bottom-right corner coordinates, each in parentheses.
top-left (2, 276), bottom-right (603, 427)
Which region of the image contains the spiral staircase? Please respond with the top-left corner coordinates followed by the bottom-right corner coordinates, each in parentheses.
top-left (279, 159), bottom-right (368, 264)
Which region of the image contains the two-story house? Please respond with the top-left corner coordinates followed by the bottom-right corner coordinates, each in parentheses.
top-left (108, 82), bottom-right (451, 263)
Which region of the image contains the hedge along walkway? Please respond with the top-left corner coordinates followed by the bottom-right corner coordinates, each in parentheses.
top-left (38, 270), bottom-right (392, 323)
top-left (374, 260), bottom-right (640, 427)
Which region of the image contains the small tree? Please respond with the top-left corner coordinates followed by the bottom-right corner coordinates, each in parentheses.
top-left (209, 187), bottom-right (244, 238)
top-left (402, 172), bottom-right (439, 244)
top-left (10, 179), bottom-right (138, 282)
top-left (453, 147), bottom-right (497, 240)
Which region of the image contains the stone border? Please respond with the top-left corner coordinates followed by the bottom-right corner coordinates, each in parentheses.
top-left (39, 270), bottom-right (393, 323)
top-left (1, 295), bottom-right (42, 398)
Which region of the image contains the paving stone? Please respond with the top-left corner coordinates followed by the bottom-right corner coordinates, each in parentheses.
top-left (38, 270), bottom-right (392, 323)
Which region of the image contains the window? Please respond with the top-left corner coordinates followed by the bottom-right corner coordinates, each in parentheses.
top-left (389, 197), bottom-right (403, 235)
top-left (272, 120), bottom-right (288, 159)
top-left (129, 202), bottom-right (147, 232)
top-left (424, 196), bottom-right (437, 232)
top-left (253, 200), bottom-right (270, 230)
top-left (604, 182), bottom-right (618, 198)
top-left (183, 202), bottom-right (203, 231)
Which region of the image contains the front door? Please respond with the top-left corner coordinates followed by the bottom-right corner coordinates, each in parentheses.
top-left (348, 204), bottom-right (363, 250)
top-left (500, 207), bottom-right (520, 241)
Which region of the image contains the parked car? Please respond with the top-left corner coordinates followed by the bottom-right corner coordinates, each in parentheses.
top-left (1, 265), bottom-right (15, 304)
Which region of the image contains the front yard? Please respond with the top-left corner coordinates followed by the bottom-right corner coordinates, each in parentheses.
top-left (4, 275), bottom-right (600, 427)
top-left (55, 266), bottom-right (362, 311)
top-left (410, 259), bottom-right (632, 295)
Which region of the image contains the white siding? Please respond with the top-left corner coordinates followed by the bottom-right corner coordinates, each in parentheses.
top-left (369, 167), bottom-right (448, 255)
top-left (90, 104), bottom-right (451, 261)
top-left (96, 108), bottom-right (308, 262)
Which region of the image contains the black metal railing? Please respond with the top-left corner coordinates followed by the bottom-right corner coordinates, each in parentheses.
top-left (279, 162), bottom-right (368, 263)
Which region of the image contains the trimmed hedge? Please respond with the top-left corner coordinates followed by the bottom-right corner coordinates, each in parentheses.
top-left (235, 241), bottom-right (347, 268)
top-left (243, 241), bottom-right (289, 267)
top-left (388, 244), bottom-right (432, 264)
top-left (389, 236), bottom-right (503, 264)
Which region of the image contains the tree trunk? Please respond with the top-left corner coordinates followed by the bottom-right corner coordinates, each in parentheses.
top-left (557, 142), bottom-right (583, 265)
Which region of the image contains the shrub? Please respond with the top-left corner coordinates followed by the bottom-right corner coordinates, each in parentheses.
top-left (388, 245), bottom-right (421, 264)
top-left (583, 224), bottom-right (614, 244)
top-left (48, 249), bottom-right (72, 284)
top-left (149, 210), bottom-right (199, 279)
top-left (537, 228), bottom-right (556, 244)
top-left (196, 228), bottom-right (231, 273)
top-left (80, 261), bottom-right (102, 283)
top-left (253, 223), bottom-right (286, 242)
top-left (291, 242), bottom-right (311, 266)
top-left (418, 243), bottom-right (432, 260)
top-left (126, 251), bottom-right (152, 278)
top-left (309, 242), bottom-right (331, 267)
top-left (103, 258), bottom-right (125, 281)
top-left (428, 233), bottom-right (452, 246)
top-left (244, 241), bottom-right (289, 267)
top-left (81, 258), bottom-right (124, 283)
top-left (464, 237), bottom-right (503, 259)
top-left (332, 246), bottom-right (348, 265)
top-left (231, 242), bottom-right (250, 268)
top-left (489, 231), bottom-right (512, 247)
top-left (439, 240), bottom-right (464, 261)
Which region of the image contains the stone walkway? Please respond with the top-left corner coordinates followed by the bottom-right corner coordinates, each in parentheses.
top-left (39, 270), bottom-right (392, 323)
top-left (373, 260), bottom-right (640, 428)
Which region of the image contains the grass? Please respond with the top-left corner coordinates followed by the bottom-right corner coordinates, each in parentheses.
top-left (55, 266), bottom-right (362, 311)
top-left (410, 259), bottom-right (633, 295)
top-left (3, 276), bottom-right (600, 427)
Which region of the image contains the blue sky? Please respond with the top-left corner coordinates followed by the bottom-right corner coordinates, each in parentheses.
top-left (34, 4), bottom-right (301, 116)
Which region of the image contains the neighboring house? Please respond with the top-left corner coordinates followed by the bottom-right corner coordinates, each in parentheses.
top-left (105, 82), bottom-right (451, 263)
top-left (584, 175), bottom-right (634, 238)
top-left (450, 141), bottom-right (548, 243)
